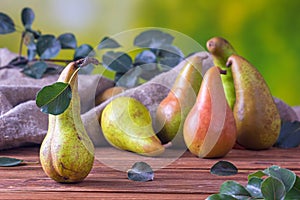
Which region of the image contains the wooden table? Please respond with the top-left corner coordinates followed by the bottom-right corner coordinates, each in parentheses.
top-left (1, 146), bottom-right (300, 199)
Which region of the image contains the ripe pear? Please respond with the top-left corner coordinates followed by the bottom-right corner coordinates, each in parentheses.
top-left (155, 55), bottom-right (204, 148)
top-left (207, 37), bottom-right (236, 109)
top-left (101, 96), bottom-right (164, 156)
top-left (227, 55), bottom-right (281, 150)
top-left (40, 60), bottom-right (95, 183)
top-left (183, 66), bottom-right (237, 158)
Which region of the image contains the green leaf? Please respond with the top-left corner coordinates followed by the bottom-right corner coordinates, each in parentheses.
top-left (22, 61), bottom-right (48, 79)
top-left (248, 170), bottom-right (266, 180)
top-left (134, 29), bottom-right (174, 48)
top-left (261, 177), bottom-right (285, 200)
top-left (206, 194), bottom-right (238, 200)
top-left (264, 165), bottom-right (296, 193)
top-left (219, 181), bottom-right (252, 199)
top-left (116, 66), bottom-right (142, 88)
top-left (0, 12), bottom-right (15, 34)
top-left (274, 121), bottom-right (300, 148)
top-left (21, 7), bottom-right (34, 29)
top-left (36, 82), bottom-right (72, 115)
top-left (37, 34), bottom-right (61, 59)
top-left (138, 63), bottom-right (160, 80)
top-left (285, 176), bottom-right (300, 199)
top-left (102, 51), bottom-right (133, 73)
top-left (58, 33), bottom-right (77, 49)
top-left (0, 157), bottom-right (23, 167)
top-left (98, 36), bottom-right (121, 49)
top-left (246, 177), bottom-right (263, 198)
top-left (158, 45), bottom-right (184, 68)
top-left (73, 44), bottom-right (94, 60)
top-left (127, 161), bottom-right (154, 182)
top-left (27, 49), bottom-right (36, 61)
top-left (210, 161), bottom-right (238, 176)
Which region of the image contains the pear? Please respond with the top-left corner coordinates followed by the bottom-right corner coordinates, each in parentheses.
top-left (40, 60), bottom-right (95, 183)
top-left (206, 37), bottom-right (236, 109)
top-left (101, 96), bottom-right (164, 156)
top-left (155, 55), bottom-right (204, 147)
top-left (183, 66), bottom-right (237, 158)
top-left (227, 55), bottom-right (281, 150)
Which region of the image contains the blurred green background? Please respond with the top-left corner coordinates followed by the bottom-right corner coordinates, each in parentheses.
top-left (1, 0), bottom-right (299, 105)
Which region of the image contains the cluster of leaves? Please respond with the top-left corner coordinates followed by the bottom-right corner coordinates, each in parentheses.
top-left (99, 29), bottom-right (184, 88)
top-left (207, 165), bottom-right (300, 200)
top-left (0, 7), bottom-right (94, 78)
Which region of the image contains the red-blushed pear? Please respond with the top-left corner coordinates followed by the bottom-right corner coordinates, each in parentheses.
top-left (227, 55), bottom-right (281, 150)
top-left (183, 66), bottom-right (237, 158)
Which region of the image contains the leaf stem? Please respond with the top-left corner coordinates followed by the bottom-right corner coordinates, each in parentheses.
top-left (18, 32), bottom-right (25, 57)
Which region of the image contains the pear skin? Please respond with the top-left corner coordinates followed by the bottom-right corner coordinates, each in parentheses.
top-left (206, 37), bottom-right (236, 109)
top-left (101, 97), bottom-right (164, 156)
top-left (40, 60), bottom-right (95, 183)
top-left (183, 66), bottom-right (237, 158)
top-left (156, 55), bottom-right (204, 148)
top-left (227, 55), bottom-right (281, 150)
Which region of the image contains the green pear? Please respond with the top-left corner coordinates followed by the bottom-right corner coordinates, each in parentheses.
top-left (206, 37), bottom-right (236, 109)
top-left (101, 96), bottom-right (164, 156)
top-left (155, 55), bottom-right (204, 148)
top-left (227, 55), bottom-right (281, 150)
top-left (183, 66), bottom-right (237, 158)
top-left (40, 60), bottom-right (95, 183)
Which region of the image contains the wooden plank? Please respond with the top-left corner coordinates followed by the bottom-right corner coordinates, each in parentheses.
top-left (1, 146), bottom-right (300, 199)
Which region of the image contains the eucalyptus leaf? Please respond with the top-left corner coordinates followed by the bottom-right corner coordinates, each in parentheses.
top-left (23, 32), bottom-right (36, 50)
top-left (74, 44), bottom-right (94, 60)
top-left (158, 45), bottom-right (184, 68)
top-left (27, 49), bottom-right (36, 61)
top-left (0, 12), bottom-right (16, 34)
top-left (102, 51), bottom-right (132, 73)
top-left (138, 63), bottom-right (160, 80)
top-left (37, 34), bottom-right (61, 59)
top-left (134, 50), bottom-right (157, 65)
top-left (264, 165), bottom-right (296, 193)
top-left (210, 161), bottom-right (238, 176)
top-left (98, 36), bottom-right (121, 49)
top-left (261, 177), bottom-right (285, 200)
top-left (274, 121), bottom-right (300, 148)
top-left (22, 61), bottom-right (48, 79)
top-left (134, 29), bottom-right (174, 48)
top-left (36, 82), bottom-right (72, 115)
top-left (21, 7), bottom-right (35, 29)
top-left (127, 161), bottom-right (154, 182)
top-left (285, 176), bottom-right (300, 199)
top-left (0, 157), bottom-right (23, 167)
top-left (114, 72), bottom-right (124, 82)
top-left (206, 194), bottom-right (238, 200)
top-left (219, 181), bottom-right (252, 199)
top-left (58, 33), bottom-right (77, 49)
top-left (116, 66), bottom-right (142, 88)
top-left (8, 56), bottom-right (28, 68)
top-left (246, 177), bottom-right (263, 198)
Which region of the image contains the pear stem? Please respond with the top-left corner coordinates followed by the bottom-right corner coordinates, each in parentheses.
top-left (217, 67), bottom-right (227, 75)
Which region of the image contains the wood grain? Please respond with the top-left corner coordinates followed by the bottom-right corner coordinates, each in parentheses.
top-left (0, 146), bottom-right (300, 199)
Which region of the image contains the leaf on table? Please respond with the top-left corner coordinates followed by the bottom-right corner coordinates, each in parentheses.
top-left (127, 161), bottom-right (154, 182)
top-left (0, 157), bottom-right (23, 167)
top-left (22, 61), bottom-right (48, 79)
top-left (36, 82), bottom-right (72, 115)
top-left (274, 121), bottom-right (300, 148)
top-left (261, 177), bottom-right (286, 200)
top-left (210, 161), bottom-right (238, 176)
